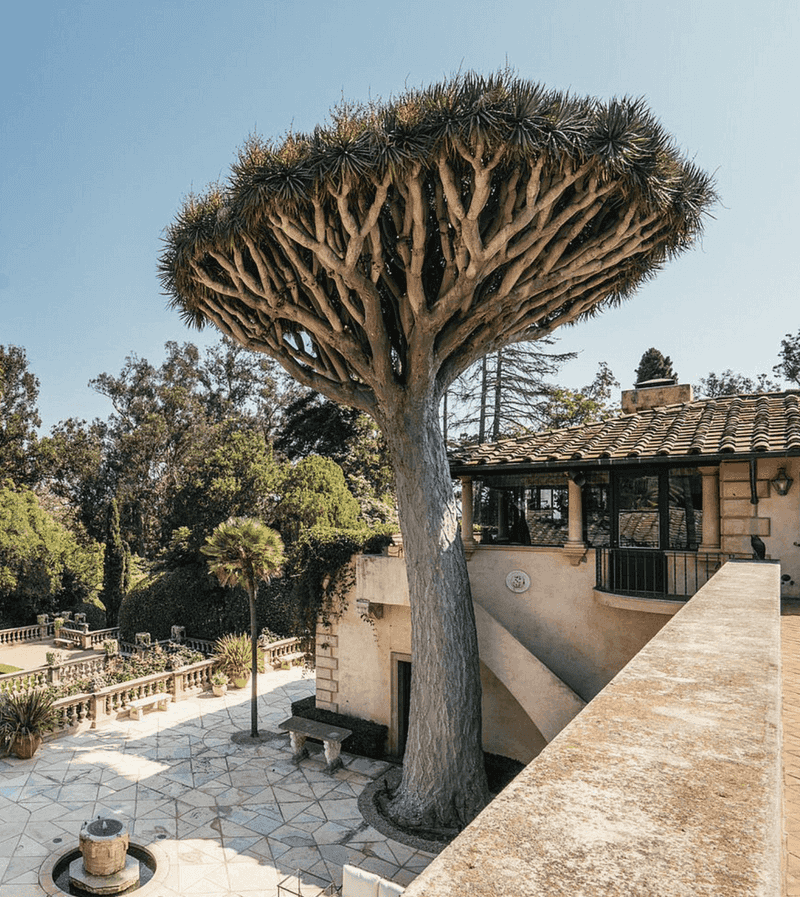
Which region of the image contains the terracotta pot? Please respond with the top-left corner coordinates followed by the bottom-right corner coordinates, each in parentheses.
top-left (12, 733), bottom-right (42, 759)
top-left (212, 684), bottom-right (227, 697)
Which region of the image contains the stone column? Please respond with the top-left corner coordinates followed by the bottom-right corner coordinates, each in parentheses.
top-left (460, 477), bottom-right (475, 548)
top-left (564, 476), bottom-right (587, 566)
top-left (699, 467), bottom-right (721, 552)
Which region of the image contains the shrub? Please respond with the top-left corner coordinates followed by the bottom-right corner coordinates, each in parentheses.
top-left (74, 600), bottom-right (106, 631)
top-left (214, 633), bottom-right (265, 677)
top-left (0, 690), bottom-right (56, 745)
top-left (291, 695), bottom-right (387, 760)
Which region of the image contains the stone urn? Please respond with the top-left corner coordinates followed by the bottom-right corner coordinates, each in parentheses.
top-left (11, 733), bottom-right (42, 760)
top-left (231, 672), bottom-right (250, 689)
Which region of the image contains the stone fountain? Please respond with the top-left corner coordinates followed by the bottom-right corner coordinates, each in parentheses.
top-left (69, 816), bottom-right (140, 895)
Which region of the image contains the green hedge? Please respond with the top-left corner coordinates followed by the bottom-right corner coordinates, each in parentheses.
top-left (291, 695), bottom-right (388, 760)
top-left (119, 562), bottom-right (297, 642)
top-left (74, 600), bottom-right (107, 631)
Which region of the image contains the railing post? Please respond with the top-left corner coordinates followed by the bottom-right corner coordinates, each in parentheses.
top-left (172, 669), bottom-right (185, 702)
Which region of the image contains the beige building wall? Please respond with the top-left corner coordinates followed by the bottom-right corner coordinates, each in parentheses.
top-left (465, 546), bottom-right (670, 701)
top-left (719, 457), bottom-right (800, 597)
top-left (316, 459), bottom-right (800, 763)
top-left (316, 576), bottom-right (546, 763)
top-left (316, 549), bottom-right (669, 764)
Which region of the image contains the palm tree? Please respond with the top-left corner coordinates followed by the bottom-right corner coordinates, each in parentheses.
top-left (201, 517), bottom-right (285, 738)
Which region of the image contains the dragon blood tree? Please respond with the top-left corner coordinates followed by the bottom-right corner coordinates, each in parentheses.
top-left (160, 71), bottom-right (715, 832)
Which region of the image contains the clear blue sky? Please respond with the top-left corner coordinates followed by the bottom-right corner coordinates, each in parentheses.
top-left (2, 0), bottom-right (798, 432)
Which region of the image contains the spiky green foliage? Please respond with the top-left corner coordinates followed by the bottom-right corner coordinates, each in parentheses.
top-left (202, 517), bottom-right (285, 597)
top-left (0, 689), bottom-right (55, 742)
top-left (202, 517), bottom-right (284, 737)
top-left (161, 70), bottom-right (715, 411)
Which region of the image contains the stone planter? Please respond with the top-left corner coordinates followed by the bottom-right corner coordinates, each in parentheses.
top-left (12, 733), bottom-right (42, 759)
top-left (231, 673), bottom-right (249, 689)
top-left (212, 683), bottom-right (228, 697)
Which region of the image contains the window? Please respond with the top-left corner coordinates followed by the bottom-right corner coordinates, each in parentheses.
top-left (472, 473), bottom-right (569, 545)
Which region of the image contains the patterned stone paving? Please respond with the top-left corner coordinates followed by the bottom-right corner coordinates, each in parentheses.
top-left (784, 605), bottom-right (800, 897)
top-left (0, 667), bottom-right (435, 896)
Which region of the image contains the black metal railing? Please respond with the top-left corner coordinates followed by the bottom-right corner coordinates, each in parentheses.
top-left (595, 548), bottom-right (727, 600)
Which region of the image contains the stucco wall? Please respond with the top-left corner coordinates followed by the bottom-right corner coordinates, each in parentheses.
top-left (465, 546), bottom-right (670, 701)
top-left (319, 586), bottom-right (545, 763)
top-left (719, 457), bottom-right (800, 597)
top-left (319, 548), bottom-right (668, 761)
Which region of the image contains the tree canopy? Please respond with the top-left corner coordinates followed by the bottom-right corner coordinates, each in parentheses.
top-left (160, 71), bottom-right (715, 420)
top-left (695, 369), bottom-right (781, 398)
top-left (160, 70), bottom-right (716, 833)
top-left (0, 483), bottom-right (103, 626)
top-left (774, 330), bottom-right (800, 387)
top-left (0, 345), bottom-right (41, 487)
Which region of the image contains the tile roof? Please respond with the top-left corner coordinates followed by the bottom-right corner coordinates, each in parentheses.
top-left (450, 391), bottom-right (800, 472)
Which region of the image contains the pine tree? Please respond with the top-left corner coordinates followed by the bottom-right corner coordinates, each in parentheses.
top-left (102, 499), bottom-right (126, 626)
top-left (635, 348), bottom-right (677, 385)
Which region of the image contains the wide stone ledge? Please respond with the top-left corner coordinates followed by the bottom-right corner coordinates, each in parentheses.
top-left (404, 560), bottom-right (782, 897)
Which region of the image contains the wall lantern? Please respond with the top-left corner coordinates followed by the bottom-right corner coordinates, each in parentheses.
top-left (771, 467), bottom-right (793, 496)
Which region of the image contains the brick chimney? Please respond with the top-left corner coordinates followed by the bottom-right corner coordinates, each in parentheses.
top-left (621, 378), bottom-right (694, 414)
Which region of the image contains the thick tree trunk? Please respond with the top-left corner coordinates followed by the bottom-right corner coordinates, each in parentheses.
top-left (378, 395), bottom-right (489, 832)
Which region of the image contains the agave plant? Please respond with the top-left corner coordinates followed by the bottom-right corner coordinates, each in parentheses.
top-left (0, 690), bottom-right (56, 758)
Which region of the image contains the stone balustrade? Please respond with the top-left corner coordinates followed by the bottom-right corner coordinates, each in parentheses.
top-left (263, 636), bottom-right (306, 667)
top-left (46, 658), bottom-right (217, 737)
top-left (403, 560), bottom-right (782, 897)
top-left (0, 622), bottom-right (54, 647)
top-left (0, 655), bottom-right (107, 695)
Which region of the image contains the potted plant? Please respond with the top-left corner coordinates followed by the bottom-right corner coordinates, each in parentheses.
top-left (213, 634), bottom-right (251, 688)
top-left (53, 617), bottom-right (65, 636)
top-left (211, 672), bottom-right (228, 697)
top-left (0, 690), bottom-right (56, 759)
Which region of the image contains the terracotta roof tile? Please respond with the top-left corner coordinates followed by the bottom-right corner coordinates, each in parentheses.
top-left (450, 391), bottom-right (800, 471)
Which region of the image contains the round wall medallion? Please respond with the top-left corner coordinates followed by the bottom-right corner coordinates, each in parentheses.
top-left (505, 570), bottom-right (530, 593)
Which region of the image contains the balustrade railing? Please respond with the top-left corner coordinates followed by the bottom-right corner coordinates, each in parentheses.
top-left (263, 636), bottom-right (306, 667)
top-left (0, 622), bottom-right (54, 647)
top-left (45, 658), bottom-right (217, 738)
top-left (595, 548), bottom-right (729, 599)
top-left (0, 655), bottom-right (109, 695)
top-left (3, 626), bottom-right (307, 739)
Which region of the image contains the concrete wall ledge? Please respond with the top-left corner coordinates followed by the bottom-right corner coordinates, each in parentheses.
top-left (404, 561), bottom-right (782, 897)
top-left (593, 588), bottom-right (686, 615)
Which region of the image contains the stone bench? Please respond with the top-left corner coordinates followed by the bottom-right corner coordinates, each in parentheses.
top-left (279, 715), bottom-right (352, 773)
top-left (128, 692), bottom-right (171, 720)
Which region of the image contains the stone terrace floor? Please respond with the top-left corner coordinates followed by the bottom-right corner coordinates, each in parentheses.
top-left (0, 667), bottom-right (436, 896)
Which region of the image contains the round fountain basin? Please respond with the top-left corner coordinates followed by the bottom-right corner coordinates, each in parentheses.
top-left (48, 844), bottom-right (158, 896)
